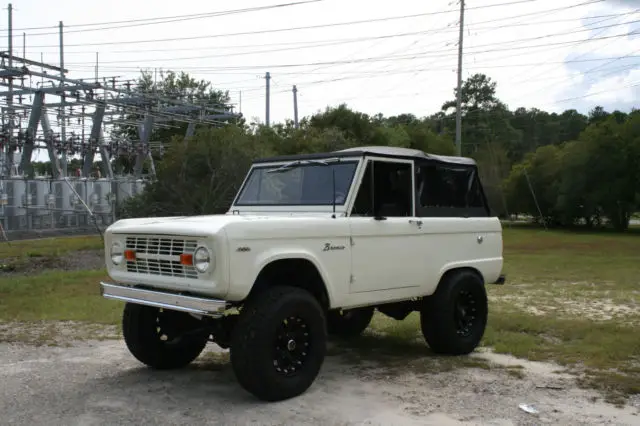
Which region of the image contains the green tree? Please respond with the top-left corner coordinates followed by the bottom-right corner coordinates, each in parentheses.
top-left (441, 73), bottom-right (521, 157)
top-left (505, 109), bottom-right (640, 231)
top-left (504, 145), bottom-right (563, 225)
top-left (111, 69), bottom-right (235, 175)
top-left (120, 125), bottom-right (266, 218)
top-left (576, 112), bottom-right (640, 230)
top-left (308, 104), bottom-right (375, 143)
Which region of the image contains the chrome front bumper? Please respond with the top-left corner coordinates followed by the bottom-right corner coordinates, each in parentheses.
top-left (100, 282), bottom-right (228, 317)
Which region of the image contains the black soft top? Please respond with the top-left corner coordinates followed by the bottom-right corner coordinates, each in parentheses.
top-left (252, 145), bottom-right (477, 166)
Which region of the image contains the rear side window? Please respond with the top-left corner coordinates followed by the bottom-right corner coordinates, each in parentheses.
top-left (415, 162), bottom-right (489, 217)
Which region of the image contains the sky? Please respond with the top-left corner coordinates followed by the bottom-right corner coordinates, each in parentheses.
top-left (2, 0), bottom-right (639, 163)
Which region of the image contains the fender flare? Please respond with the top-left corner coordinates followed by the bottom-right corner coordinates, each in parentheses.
top-left (252, 249), bottom-right (335, 307)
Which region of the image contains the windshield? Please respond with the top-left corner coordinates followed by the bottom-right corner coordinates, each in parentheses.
top-left (234, 160), bottom-right (358, 206)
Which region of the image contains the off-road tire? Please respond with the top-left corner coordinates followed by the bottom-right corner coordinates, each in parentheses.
top-left (327, 307), bottom-right (374, 338)
top-left (230, 286), bottom-right (327, 402)
top-left (122, 303), bottom-right (209, 369)
top-left (420, 270), bottom-right (488, 355)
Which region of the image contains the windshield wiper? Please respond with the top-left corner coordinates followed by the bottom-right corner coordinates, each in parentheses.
top-left (266, 159), bottom-right (330, 173)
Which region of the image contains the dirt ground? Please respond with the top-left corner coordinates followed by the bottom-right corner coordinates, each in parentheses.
top-left (1, 336), bottom-right (638, 426)
top-left (2, 241), bottom-right (639, 424)
top-left (0, 249), bottom-right (105, 275)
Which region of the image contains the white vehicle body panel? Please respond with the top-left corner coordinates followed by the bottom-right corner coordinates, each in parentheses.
top-left (105, 215), bottom-right (502, 309)
top-left (103, 147), bottom-right (504, 311)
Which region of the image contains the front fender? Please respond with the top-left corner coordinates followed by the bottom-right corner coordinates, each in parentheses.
top-left (226, 246), bottom-right (338, 305)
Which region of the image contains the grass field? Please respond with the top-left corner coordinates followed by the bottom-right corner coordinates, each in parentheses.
top-left (0, 226), bottom-right (639, 403)
top-left (0, 235), bottom-right (103, 260)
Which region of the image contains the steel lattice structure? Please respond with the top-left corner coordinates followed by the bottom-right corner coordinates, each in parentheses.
top-left (0, 3), bottom-right (242, 236)
top-left (0, 50), bottom-right (241, 179)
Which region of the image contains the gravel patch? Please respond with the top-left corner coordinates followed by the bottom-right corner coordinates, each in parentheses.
top-left (0, 339), bottom-right (638, 425)
top-left (0, 321), bottom-right (119, 345)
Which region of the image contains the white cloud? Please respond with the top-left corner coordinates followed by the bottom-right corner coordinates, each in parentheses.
top-left (583, 68), bottom-right (640, 104)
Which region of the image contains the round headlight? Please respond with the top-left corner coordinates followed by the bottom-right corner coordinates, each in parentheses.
top-left (194, 247), bottom-right (212, 273)
top-left (111, 242), bottom-right (124, 265)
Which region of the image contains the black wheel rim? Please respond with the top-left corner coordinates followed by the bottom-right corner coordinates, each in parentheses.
top-left (454, 290), bottom-right (478, 337)
top-left (273, 315), bottom-right (310, 377)
top-left (339, 309), bottom-right (354, 320)
top-left (155, 308), bottom-right (185, 345)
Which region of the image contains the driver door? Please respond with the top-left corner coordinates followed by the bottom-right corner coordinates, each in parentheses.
top-left (348, 158), bottom-right (424, 293)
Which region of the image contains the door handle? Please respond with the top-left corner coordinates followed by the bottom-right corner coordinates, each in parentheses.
top-left (409, 219), bottom-right (423, 227)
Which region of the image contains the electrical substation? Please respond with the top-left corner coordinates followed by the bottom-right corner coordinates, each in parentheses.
top-left (0, 4), bottom-right (241, 237)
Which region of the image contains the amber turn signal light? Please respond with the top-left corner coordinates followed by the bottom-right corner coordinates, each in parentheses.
top-left (124, 250), bottom-right (136, 262)
top-left (180, 253), bottom-right (194, 266)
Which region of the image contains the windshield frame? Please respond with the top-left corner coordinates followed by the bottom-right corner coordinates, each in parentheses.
top-left (230, 157), bottom-right (362, 210)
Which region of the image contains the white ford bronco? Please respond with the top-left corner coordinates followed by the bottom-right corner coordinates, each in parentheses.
top-left (100, 146), bottom-right (505, 401)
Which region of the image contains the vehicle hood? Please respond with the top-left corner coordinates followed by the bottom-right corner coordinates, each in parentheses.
top-left (105, 213), bottom-right (331, 237)
top-left (106, 214), bottom-right (251, 237)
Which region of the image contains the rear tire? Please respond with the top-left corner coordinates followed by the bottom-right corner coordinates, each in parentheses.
top-left (420, 270), bottom-right (488, 355)
top-left (327, 307), bottom-right (374, 338)
top-left (230, 286), bottom-right (326, 402)
top-left (122, 303), bottom-right (209, 370)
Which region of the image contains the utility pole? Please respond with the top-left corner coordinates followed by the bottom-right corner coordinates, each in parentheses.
top-left (265, 72), bottom-right (270, 127)
top-left (59, 21), bottom-right (67, 176)
top-left (4, 2), bottom-right (13, 177)
top-left (455, 0), bottom-right (465, 157)
top-left (293, 85), bottom-right (299, 128)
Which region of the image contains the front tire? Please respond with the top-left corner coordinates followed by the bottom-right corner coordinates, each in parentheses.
top-left (230, 286), bottom-right (327, 402)
top-left (420, 270), bottom-right (488, 355)
top-left (122, 303), bottom-right (209, 370)
top-left (327, 307), bottom-right (374, 338)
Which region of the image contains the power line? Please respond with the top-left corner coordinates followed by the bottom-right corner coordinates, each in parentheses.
top-left (239, 56), bottom-right (640, 101)
top-left (295, 10), bottom-right (636, 102)
top-left (291, 63), bottom-right (639, 105)
top-left (3, 0), bottom-right (631, 130)
top-left (554, 80), bottom-right (640, 103)
top-left (263, 35), bottom-right (640, 98)
top-left (64, 31), bottom-right (640, 71)
top-left (507, 47), bottom-right (640, 103)
top-left (62, 30), bottom-right (454, 63)
top-left (23, 5), bottom-right (621, 55)
top-left (59, 16), bottom-right (638, 67)
top-left (0, 0), bottom-right (323, 33)
top-left (501, 9), bottom-right (640, 87)
top-left (22, 0), bottom-right (545, 48)
top-left (55, 16), bottom-right (638, 71)
top-left (237, 7), bottom-right (636, 106)
top-left (217, 63), bottom-right (640, 89)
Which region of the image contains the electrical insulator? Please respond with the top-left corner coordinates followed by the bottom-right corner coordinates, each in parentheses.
top-left (46, 193), bottom-right (55, 208)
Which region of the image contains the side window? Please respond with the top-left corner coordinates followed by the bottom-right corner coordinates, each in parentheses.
top-left (351, 161), bottom-right (373, 216)
top-left (466, 175), bottom-right (486, 209)
top-left (416, 162), bottom-right (488, 217)
top-left (350, 160), bottom-right (413, 217)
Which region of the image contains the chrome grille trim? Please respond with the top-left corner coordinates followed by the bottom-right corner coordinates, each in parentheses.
top-left (124, 235), bottom-right (199, 279)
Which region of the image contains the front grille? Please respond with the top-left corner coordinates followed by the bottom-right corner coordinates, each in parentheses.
top-left (125, 236), bottom-right (199, 279)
